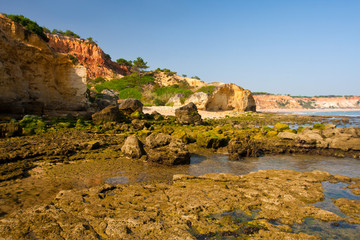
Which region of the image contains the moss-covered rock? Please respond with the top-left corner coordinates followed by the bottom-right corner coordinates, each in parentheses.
top-left (266, 130), bottom-right (278, 138)
top-left (274, 122), bottom-right (289, 132)
top-left (196, 131), bottom-right (228, 149)
top-left (0, 122), bottom-right (22, 137)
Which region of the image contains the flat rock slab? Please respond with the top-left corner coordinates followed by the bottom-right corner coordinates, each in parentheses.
top-left (1, 169), bottom-right (359, 239)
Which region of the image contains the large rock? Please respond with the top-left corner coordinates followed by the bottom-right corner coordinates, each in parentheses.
top-left (185, 92), bottom-right (209, 110)
top-left (166, 93), bottom-right (183, 107)
top-left (175, 102), bottom-right (202, 125)
top-left (205, 83), bottom-right (256, 112)
top-left (228, 136), bottom-right (264, 160)
top-left (145, 133), bottom-right (172, 148)
top-left (278, 131), bottom-right (297, 140)
top-left (0, 14), bottom-right (87, 115)
top-left (91, 105), bottom-right (123, 123)
top-left (145, 133), bottom-right (190, 165)
top-left (118, 98), bottom-right (143, 115)
top-left (121, 135), bottom-right (146, 159)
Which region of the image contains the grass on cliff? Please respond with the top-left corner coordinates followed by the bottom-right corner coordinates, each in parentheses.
top-left (153, 86), bottom-right (193, 106)
top-left (93, 73), bottom-right (155, 93)
top-left (4, 14), bottom-right (49, 42)
top-left (118, 88), bottom-right (142, 100)
top-left (196, 86), bottom-right (216, 95)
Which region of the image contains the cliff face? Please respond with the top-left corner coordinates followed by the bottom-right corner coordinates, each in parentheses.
top-left (0, 14), bottom-right (87, 115)
top-left (205, 83), bottom-right (256, 112)
top-left (47, 34), bottom-right (130, 79)
top-left (254, 95), bottom-right (360, 110)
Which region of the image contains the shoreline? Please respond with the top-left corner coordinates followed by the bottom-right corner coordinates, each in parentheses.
top-left (258, 108), bottom-right (360, 113)
top-left (144, 106), bottom-right (360, 118)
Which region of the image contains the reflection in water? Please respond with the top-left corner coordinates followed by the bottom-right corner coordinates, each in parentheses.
top-left (292, 218), bottom-right (360, 240)
top-left (107, 154), bottom-right (360, 184)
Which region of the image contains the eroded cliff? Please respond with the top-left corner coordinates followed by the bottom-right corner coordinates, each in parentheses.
top-left (205, 83), bottom-right (256, 112)
top-left (47, 34), bottom-right (130, 79)
top-left (254, 95), bottom-right (360, 110)
top-left (0, 14), bottom-right (87, 115)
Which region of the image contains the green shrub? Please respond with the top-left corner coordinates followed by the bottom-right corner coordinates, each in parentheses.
top-left (5, 14), bottom-right (49, 42)
top-left (252, 92), bottom-right (274, 95)
top-left (297, 100), bottom-right (315, 109)
top-left (86, 37), bottom-right (96, 45)
top-left (116, 58), bottom-right (133, 67)
top-left (196, 86), bottom-right (216, 95)
top-left (94, 73), bottom-right (155, 93)
top-left (276, 100), bottom-right (289, 108)
top-left (154, 98), bottom-right (166, 106)
top-left (118, 88), bottom-right (142, 100)
top-left (154, 86), bottom-right (193, 98)
top-left (94, 77), bottom-right (105, 83)
top-left (95, 84), bottom-right (106, 93)
top-left (68, 54), bottom-right (78, 64)
top-left (52, 29), bottom-right (80, 38)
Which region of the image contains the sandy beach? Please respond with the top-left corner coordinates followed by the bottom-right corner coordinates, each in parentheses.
top-left (144, 106), bottom-right (360, 119)
top-left (143, 106), bottom-right (246, 119)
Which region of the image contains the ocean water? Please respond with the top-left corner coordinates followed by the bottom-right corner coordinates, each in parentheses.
top-left (287, 110), bottom-right (360, 117)
top-left (283, 110), bottom-right (360, 127)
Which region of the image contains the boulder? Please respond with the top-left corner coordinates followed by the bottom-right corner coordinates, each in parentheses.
top-left (328, 136), bottom-right (360, 151)
top-left (131, 119), bottom-right (149, 130)
top-left (151, 111), bottom-right (164, 121)
top-left (118, 98), bottom-right (143, 115)
top-left (205, 83), bottom-right (256, 112)
top-left (145, 133), bottom-right (190, 165)
top-left (185, 92), bottom-right (209, 110)
top-left (228, 136), bottom-right (264, 160)
top-left (146, 133), bottom-right (172, 149)
top-left (121, 135), bottom-right (146, 159)
top-left (91, 105), bottom-right (123, 124)
top-left (297, 131), bottom-right (323, 144)
top-left (166, 94), bottom-right (183, 107)
top-left (175, 102), bottom-right (202, 125)
top-left (322, 128), bottom-right (341, 138)
top-left (278, 131), bottom-right (297, 140)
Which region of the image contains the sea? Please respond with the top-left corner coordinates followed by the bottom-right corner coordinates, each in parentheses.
top-left (286, 110), bottom-right (360, 117)
top-left (282, 110), bottom-right (360, 128)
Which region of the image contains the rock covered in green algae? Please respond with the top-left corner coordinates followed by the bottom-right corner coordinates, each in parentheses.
top-left (1, 169), bottom-right (358, 239)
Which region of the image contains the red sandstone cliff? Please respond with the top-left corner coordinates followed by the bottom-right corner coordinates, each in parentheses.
top-left (254, 95), bottom-right (360, 110)
top-left (47, 34), bottom-right (130, 79)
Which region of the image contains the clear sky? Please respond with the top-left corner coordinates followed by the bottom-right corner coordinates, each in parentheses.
top-left (1, 0), bottom-right (360, 96)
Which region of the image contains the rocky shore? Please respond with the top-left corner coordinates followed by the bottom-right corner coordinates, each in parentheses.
top-left (1, 170), bottom-right (359, 239)
top-left (1, 102), bottom-right (360, 239)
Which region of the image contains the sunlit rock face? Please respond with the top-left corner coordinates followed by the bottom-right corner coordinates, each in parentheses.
top-left (0, 14), bottom-right (87, 115)
top-left (47, 33), bottom-right (130, 79)
top-left (205, 83), bottom-right (256, 112)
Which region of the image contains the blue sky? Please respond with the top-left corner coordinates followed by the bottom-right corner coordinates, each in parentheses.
top-left (1, 0), bottom-right (360, 96)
